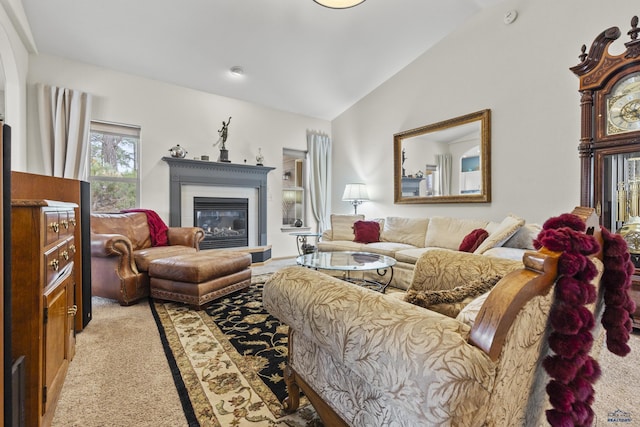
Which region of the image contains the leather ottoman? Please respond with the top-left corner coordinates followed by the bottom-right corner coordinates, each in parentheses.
top-left (149, 250), bottom-right (252, 309)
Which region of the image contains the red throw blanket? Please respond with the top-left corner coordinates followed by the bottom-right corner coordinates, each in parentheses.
top-left (122, 209), bottom-right (169, 247)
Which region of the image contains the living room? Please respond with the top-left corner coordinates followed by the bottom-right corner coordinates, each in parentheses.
top-left (0, 0), bottom-right (639, 426)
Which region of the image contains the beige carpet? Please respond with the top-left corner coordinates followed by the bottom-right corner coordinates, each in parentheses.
top-left (52, 257), bottom-right (640, 426)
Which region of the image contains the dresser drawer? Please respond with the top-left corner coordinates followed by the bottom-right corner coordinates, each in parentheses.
top-left (44, 238), bottom-right (74, 289)
top-left (59, 210), bottom-right (77, 239)
top-left (44, 211), bottom-right (61, 246)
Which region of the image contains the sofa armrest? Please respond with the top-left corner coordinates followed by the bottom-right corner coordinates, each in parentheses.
top-left (320, 228), bottom-right (332, 241)
top-left (167, 227), bottom-right (205, 249)
top-left (410, 249), bottom-right (523, 292)
top-left (264, 266), bottom-right (495, 423)
top-left (91, 232), bottom-right (138, 272)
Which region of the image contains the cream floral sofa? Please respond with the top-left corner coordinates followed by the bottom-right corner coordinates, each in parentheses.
top-left (264, 208), bottom-right (606, 427)
top-left (318, 213), bottom-right (540, 289)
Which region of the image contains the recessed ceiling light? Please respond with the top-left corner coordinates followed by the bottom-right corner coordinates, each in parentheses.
top-left (314, 0), bottom-right (365, 9)
top-left (230, 66), bottom-right (245, 77)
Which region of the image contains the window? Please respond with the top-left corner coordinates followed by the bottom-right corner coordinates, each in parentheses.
top-left (88, 121), bottom-right (140, 212)
top-left (282, 148), bottom-right (307, 227)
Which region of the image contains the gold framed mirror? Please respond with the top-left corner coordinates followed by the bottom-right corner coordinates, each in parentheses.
top-left (394, 109), bottom-right (491, 204)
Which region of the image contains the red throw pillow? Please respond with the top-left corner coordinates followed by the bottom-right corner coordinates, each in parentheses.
top-left (353, 220), bottom-right (381, 244)
top-left (459, 228), bottom-right (489, 252)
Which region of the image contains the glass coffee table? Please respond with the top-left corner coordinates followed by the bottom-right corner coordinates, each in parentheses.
top-left (296, 251), bottom-right (396, 293)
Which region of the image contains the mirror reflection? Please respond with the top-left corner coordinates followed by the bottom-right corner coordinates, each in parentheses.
top-left (394, 109), bottom-right (491, 204)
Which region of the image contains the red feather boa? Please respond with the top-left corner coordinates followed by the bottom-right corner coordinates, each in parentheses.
top-left (534, 214), bottom-right (635, 426)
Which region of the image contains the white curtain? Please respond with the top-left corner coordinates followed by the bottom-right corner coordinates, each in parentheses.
top-left (37, 83), bottom-right (93, 180)
top-left (436, 153), bottom-right (452, 196)
top-left (307, 131), bottom-right (332, 232)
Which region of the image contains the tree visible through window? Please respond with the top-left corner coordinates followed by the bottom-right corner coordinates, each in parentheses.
top-left (89, 121), bottom-right (140, 212)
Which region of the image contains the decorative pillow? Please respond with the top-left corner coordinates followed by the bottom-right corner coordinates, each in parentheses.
top-left (404, 275), bottom-right (502, 317)
top-left (473, 214), bottom-right (525, 255)
top-left (458, 228), bottom-right (489, 252)
top-left (330, 214), bottom-right (364, 241)
top-left (353, 220), bottom-right (381, 243)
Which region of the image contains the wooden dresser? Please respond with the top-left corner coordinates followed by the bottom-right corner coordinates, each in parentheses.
top-left (11, 199), bottom-right (78, 427)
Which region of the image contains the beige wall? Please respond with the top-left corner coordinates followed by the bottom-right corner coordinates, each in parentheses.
top-left (27, 54), bottom-right (330, 257)
top-left (330, 0), bottom-right (639, 225)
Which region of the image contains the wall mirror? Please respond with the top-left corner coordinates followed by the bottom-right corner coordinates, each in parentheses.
top-left (394, 109), bottom-right (491, 204)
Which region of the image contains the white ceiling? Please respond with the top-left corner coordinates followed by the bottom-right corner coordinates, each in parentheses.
top-left (21, 0), bottom-right (506, 120)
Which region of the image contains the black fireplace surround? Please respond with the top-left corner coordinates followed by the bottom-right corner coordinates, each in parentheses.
top-left (194, 197), bottom-right (248, 249)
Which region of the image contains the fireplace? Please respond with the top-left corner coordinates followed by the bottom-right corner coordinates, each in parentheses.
top-left (162, 157), bottom-right (275, 261)
top-left (194, 197), bottom-right (248, 249)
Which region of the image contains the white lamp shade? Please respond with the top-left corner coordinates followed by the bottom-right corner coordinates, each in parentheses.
top-left (314, 0), bottom-right (365, 9)
top-left (342, 183), bottom-right (369, 201)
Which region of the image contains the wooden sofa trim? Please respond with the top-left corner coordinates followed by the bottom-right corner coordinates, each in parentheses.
top-left (470, 206), bottom-right (603, 361)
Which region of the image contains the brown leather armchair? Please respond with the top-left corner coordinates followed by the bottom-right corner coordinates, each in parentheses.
top-left (90, 212), bottom-right (205, 305)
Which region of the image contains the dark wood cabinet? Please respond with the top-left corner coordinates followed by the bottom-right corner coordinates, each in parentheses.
top-left (571, 16), bottom-right (640, 328)
top-left (11, 200), bottom-right (77, 427)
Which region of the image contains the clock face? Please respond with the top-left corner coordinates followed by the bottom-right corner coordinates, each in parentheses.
top-left (607, 72), bottom-right (640, 135)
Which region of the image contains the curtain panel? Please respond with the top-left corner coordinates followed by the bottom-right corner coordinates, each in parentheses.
top-left (37, 83), bottom-right (93, 180)
top-left (307, 131), bottom-right (331, 232)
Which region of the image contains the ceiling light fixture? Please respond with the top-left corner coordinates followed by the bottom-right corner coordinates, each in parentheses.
top-left (229, 66), bottom-right (245, 77)
top-left (313, 0), bottom-right (365, 9)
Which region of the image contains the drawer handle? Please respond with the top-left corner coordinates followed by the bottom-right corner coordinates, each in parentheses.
top-left (61, 220), bottom-right (69, 229)
top-left (49, 222), bottom-right (59, 233)
top-left (69, 218), bottom-right (77, 227)
top-left (69, 244), bottom-right (76, 254)
top-left (67, 305), bottom-right (78, 317)
top-left (49, 259), bottom-right (59, 271)
top-left (61, 250), bottom-right (69, 261)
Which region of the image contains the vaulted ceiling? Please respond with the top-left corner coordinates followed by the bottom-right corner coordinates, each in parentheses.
top-left (22, 0), bottom-right (506, 120)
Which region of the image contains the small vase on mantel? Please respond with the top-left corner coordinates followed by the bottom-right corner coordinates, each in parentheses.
top-left (256, 148), bottom-right (264, 166)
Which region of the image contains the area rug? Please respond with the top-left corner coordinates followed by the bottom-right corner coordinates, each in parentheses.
top-left (150, 273), bottom-right (322, 427)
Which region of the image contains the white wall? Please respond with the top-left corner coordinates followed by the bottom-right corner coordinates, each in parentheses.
top-left (27, 54), bottom-right (330, 258)
top-left (331, 0), bottom-right (639, 225)
top-left (0, 2), bottom-right (30, 170)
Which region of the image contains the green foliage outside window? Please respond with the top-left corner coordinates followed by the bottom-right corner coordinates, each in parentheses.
top-left (89, 129), bottom-right (139, 212)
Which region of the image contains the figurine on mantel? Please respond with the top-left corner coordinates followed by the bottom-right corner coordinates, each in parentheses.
top-left (213, 116), bottom-right (232, 163)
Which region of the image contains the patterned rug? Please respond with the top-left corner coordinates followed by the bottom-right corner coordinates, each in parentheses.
top-left (150, 273), bottom-right (322, 427)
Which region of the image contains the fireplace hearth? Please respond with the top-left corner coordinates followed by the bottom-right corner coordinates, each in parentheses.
top-left (194, 197), bottom-right (248, 249)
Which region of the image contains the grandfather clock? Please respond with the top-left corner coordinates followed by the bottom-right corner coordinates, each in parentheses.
top-left (571, 16), bottom-right (640, 328)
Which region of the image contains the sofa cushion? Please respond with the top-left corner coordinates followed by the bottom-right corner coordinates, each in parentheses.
top-left (424, 217), bottom-right (489, 250)
top-left (330, 214), bottom-right (365, 241)
top-left (394, 247), bottom-right (438, 264)
top-left (459, 228), bottom-right (489, 252)
top-left (361, 242), bottom-right (416, 258)
top-left (91, 212), bottom-right (152, 250)
top-left (133, 245), bottom-right (197, 271)
top-left (483, 247), bottom-right (527, 261)
top-left (474, 214), bottom-right (525, 255)
top-left (353, 220), bottom-right (381, 243)
top-left (317, 241), bottom-right (364, 252)
top-left (380, 217), bottom-right (429, 247)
